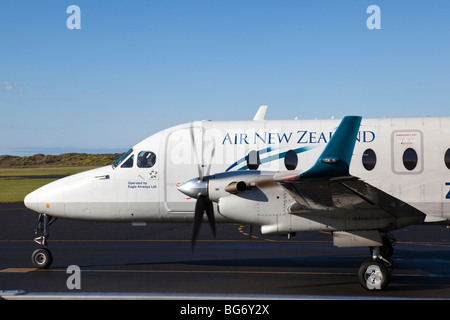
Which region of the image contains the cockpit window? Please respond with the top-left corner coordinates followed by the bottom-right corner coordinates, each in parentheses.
top-left (137, 151), bottom-right (156, 168)
top-left (121, 155), bottom-right (134, 168)
top-left (113, 149), bottom-right (133, 168)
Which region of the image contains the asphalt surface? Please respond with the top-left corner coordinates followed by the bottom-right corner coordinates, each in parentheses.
top-left (1, 203), bottom-right (450, 300)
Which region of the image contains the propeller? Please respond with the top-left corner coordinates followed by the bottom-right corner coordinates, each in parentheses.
top-left (191, 194), bottom-right (216, 250)
top-left (189, 123), bottom-right (215, 182)
top-left (181, 123), bottom-right (217, 250)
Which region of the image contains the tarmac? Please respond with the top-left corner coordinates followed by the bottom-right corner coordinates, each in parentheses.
top-left (1, 203), bottom-right (450, 301)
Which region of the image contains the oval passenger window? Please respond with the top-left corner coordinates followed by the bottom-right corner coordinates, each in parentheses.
top-left (362, 149), bottom-right (377, 171)
top-left (445, 149), bottom-right (450, 170)
top-left (284, 150), bottom-right (298, 171)
top-left (402, 148), bottom-right (418, 171)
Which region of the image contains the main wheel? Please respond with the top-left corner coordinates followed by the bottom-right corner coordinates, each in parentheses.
top-left (358, 259), bottom-right (390, 291)
top-left (31, 248), bottom-right (53, 269)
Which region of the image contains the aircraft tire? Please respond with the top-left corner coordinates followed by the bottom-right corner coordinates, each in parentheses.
top-left (31, 248), bottom-right (53, 269)
top-left (358, 259), bottom-right (390, 291)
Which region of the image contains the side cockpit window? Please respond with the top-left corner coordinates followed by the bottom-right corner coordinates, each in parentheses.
top-left (121, 155), bottom-right (134, 168)
top-left (113, 149), bottom-right (133, 168)
top-left (137, 151), bottom-right (156, 168)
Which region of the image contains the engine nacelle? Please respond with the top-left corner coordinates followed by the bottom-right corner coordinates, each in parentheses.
top-left (217, 194), bottom-right (259, 225)
top-left (207, 171), bottom-right (275, 202)
top-left (209, 171), bottom-right (291, 228)
top-left (178, 170), bottom-right (296, 232)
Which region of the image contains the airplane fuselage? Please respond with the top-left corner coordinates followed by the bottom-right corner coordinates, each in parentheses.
top-left (25, 117), bottom-right (450, 234)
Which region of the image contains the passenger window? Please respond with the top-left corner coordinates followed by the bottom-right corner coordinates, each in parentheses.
top-left (362, 149), bottom-right (377, 171)
top-left (284, 150), bottom-right (298, 170)
top-left (247, 150), bottom-right (260, 170)
top-left (121, 155), bottom-right (134, 168)
top-left (137, 151), bottom-right (156, 168)
top-left (403, 148), bottom-right (418, 171)
top-left (445, 149), bottom-right (450, 170)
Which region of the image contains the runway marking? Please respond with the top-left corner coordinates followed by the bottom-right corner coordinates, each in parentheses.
top-left (0, 239), bottom-right (332, 244)
top-left (397, 241), bottom-right (450, 248)
top-left (237, 225), bottom-right (260, 240)
top-left (0, 268), bottom-right (354, 276)
top-left (0, 268), bottom-right (36, 273)
top-left (3, 239), bottom-right (450, 247)
top-left (1, 267), bottom-right (431, 278)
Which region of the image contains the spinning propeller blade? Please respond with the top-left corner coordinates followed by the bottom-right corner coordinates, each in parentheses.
top-left (191, 194), bottom-right (216, 250)
top-left (185, 123), bottom-right (217, 250)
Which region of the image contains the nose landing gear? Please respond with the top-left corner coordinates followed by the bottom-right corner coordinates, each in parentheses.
top-left (31, 214), bottom-right (56, 269)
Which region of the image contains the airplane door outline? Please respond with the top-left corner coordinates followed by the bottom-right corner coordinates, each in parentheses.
top-left (391, 130), bottom-right (424, 174)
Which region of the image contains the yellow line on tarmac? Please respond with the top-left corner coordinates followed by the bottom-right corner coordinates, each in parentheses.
top-left (397, 241), bottom-right (450, 247)
top-left (2, 238), bottom-right (450, 246)
top-left (0, 268), bottom-right (36, 273)
top-left (0, 267), bottom-right (352, 276)
top-left (80, 269), bottom-right (351, 276)
top-left (0, 239), bottom-right (331, 243)
top-left (0, 267), bottom-right (426, 277)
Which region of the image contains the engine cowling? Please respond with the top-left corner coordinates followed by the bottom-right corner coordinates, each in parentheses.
top-left (212, 171), bottom-right (289, 228)
top-left (208, 170), bottom-right (274, 201)
top-left (178, 170), bottom-right (293, 233)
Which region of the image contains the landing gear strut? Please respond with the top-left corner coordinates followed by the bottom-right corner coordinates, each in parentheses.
top-left (358, 232), bottom-right (396, 291)
top-left (31, 214), bottom-right (56, 269)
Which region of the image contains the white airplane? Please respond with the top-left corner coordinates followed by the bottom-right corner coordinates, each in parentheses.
top-left (24, 106), bottom-right (450, 291)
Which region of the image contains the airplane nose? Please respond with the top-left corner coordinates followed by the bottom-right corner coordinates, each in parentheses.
top-left (23, 172), bottom-right (71, 217)
top-left (23, 179), bottom-right (65, 216)
top-left (178, 178), bottom-right (208, 199)
top-left (24, 190), bottom-right (39, 212)
top-left (23, 166), bottom-right (113, 220)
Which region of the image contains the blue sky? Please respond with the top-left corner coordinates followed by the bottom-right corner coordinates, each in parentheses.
top-left (1, 1), bottom-right (449, 156)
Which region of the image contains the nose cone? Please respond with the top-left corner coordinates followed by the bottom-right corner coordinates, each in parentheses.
top-left (23, 167), bottom-right (101, 217)
top-left (23, 166), bottom-right (115, 220)
top-left (178, 178), bottom-right (208, 199)
top-left (24, 190), bottom-right (39, 212)
top-left (23, 177), bottom-right (66, 216)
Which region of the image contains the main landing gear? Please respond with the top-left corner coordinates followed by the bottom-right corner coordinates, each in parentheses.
top-left (358, 233), bottom-right (396, 291)
top-left (31, 214), bottom-right (56, 269)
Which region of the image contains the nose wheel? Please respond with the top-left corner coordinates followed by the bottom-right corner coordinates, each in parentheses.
top-left (31, 247), bottom-right (53, 269)
top-left (32, 214), bottom-right (56, 269)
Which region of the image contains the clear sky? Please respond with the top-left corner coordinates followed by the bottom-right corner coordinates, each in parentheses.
top-left (1, 1), bottom-right (449, 156)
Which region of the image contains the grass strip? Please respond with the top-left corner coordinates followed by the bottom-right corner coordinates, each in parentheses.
top-left (0, 167), bottom-right (95, 203)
